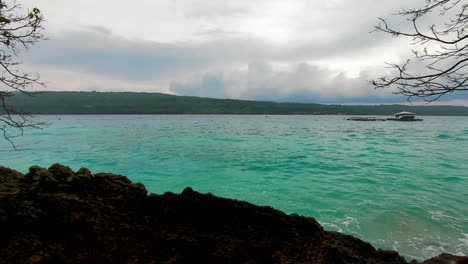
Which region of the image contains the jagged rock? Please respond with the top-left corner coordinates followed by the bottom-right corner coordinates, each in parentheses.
top-left (0, 166), bottom-right (22, 178)
top-left (48, 163), bottom-right (75, 180)
top-left (0, 164), bottom-right (466, 264)
top-left (411, 253), bottom-right (468, 264)
top-left (25, 165), bottom-right (54, 182)
top-left (75, 167), bottom-right (92, 178)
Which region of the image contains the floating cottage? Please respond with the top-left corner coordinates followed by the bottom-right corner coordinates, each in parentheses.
top-left (386, 111), bottom-right (423, 121)
top-left (346, 117), bottom-right (386, 121)
top-left (346, 111), bottom-right (423, 121)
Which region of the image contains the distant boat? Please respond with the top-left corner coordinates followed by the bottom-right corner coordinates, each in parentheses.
top-left (386, 111), bottom-right (423, 121)
top-left (346, 117), bottom-right (386, 121)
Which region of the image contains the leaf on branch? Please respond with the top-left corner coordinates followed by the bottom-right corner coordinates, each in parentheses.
top-left (0, 16), bottom-right (11, 23)
top-left (0, 1), bottom-right (46, 147)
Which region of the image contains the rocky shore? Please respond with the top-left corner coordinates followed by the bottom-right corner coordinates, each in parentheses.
top-left (0, 164), bottom-right (466, 264)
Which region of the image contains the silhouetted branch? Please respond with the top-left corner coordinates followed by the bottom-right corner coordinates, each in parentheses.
top-left (0, 0), bottom-right (45, 148)
top-left (372, 0), bottom-right (468, 101)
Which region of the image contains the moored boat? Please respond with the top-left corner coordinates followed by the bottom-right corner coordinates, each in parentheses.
top-left (346, 117), bottom-right (386, 121)
top-left (386, 111), bottom-right (423, 121)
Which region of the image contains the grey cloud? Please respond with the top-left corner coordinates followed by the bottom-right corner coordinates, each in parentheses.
top-left (21, 0), bottom-right (461, 103)
top-left (170, 72), bottom-right (228, 98)
top-left (25, 23), bottom-right (398, 81)
top-left (184, 2), bottom-right (248, 18)
top-left (169, 62), bottom-right (399, 103)
top-left (26, 29), bottom-right (217, 80)
top-left (21, 26), bottom-right (419, 103)
top-left (25, 31), bottom-right (242, 80)
top-left (83, 25), bottom-right (113, 35)
top-left (194, 29), bottom-right (246, 38)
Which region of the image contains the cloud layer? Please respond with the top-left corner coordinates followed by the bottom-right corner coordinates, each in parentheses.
top-left (13, 0), bottom-right (466, 105)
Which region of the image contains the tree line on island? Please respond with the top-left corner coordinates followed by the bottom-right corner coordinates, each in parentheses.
top-left (5, 91), bottom-right (468, 116)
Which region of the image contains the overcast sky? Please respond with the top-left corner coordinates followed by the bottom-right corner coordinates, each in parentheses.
top-left (15, 0), bottom-right (468, 105)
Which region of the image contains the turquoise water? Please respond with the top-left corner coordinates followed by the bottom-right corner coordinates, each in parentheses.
top-left (0, 115), bottom-right (467, 260)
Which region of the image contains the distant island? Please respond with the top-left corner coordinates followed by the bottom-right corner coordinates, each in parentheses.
top-left (5, 91), bottom-right (468, 116)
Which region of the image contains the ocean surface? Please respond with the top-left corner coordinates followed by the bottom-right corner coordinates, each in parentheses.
top-left (0, 115), bottom-right (467, 260)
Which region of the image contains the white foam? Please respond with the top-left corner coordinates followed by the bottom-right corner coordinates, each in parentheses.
top-left (455, 233), bottom-right (468, 256)
top-left (321, 222), bottom-right (343, 233)
top-left (342, 216), bottom-right (359, 228)
top-left (428, 210), bottom-right (458, 221)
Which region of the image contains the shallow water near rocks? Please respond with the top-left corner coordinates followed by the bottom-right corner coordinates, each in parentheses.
top-left (1, 115), bottom-right (467, 260)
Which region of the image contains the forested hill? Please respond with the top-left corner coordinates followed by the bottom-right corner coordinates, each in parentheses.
top-left (5, 91), bottom-right (468, 115)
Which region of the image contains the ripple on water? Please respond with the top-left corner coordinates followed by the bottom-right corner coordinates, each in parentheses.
top-left (0, 115), bottom-right (467, 260)
top-left (437, 133), bottom-right (454, 139)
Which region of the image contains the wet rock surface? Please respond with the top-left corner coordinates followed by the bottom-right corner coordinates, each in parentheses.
top-left (0, 164), bottom-right (466, 264)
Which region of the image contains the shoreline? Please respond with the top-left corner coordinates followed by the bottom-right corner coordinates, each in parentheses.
top-left (1, 164), bottom-right (466, 263)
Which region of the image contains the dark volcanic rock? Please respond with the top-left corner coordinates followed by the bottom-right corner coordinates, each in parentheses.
top-left (0, 165), bottom-right (465, 264)
top-left (410, 253), bottom-right (468, 264)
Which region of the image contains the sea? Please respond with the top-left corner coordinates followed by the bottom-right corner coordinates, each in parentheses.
top-left (0, 115), bottom-right (467, 260)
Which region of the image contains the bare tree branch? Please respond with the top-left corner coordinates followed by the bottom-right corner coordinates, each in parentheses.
top-left (0, 0), bottom-right (45, 149)
top-left (371, 0), bottom-right (468, 101)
